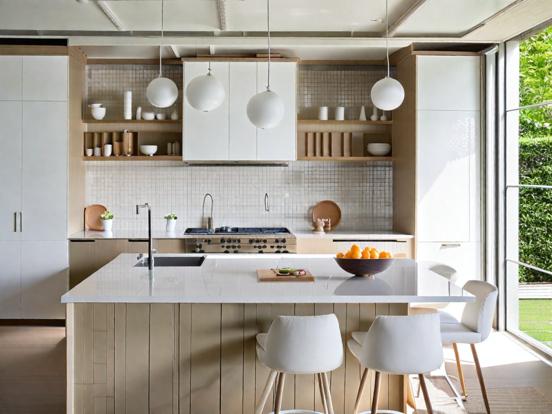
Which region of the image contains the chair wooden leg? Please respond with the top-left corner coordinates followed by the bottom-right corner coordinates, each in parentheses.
top-left (418, 374), bottom-right (433, 414)
top-left (371, 371), bottom-right (381, 414)
top-left (353, 368), bottom-right (369, 414)
top-left (471, 343), bottom-right (491, 414)
top-left (274, 372), bottom-right (286, 414)
top-left (255, 370), bottom-right (278, 414)
top-left (317, 373), bottom-right (328, 414)
top-left (321, 372), bottom-right (335, 414)
top-left (406, 375), bottom-right (417, 409)
top-left (452, 343), bottom-right (468, 399)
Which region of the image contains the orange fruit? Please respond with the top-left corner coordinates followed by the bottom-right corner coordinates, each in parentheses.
top-left (361, 249), bottom-right (370, 259)
top-left (336, 252), bottom-right (345, 258)
top-left (379, 251), bottom-right (392, 259)
top-left (351, 250), bottom-right (362, 259)
top-left (350, 244), bottom-right (361, 255)
top-left (345, 250), bottom-right (353, 259)
top-left (369, 249), bottom-right (379, 259)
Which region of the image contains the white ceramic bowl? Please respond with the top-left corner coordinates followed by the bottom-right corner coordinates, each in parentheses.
top-left (156, 113), bottom-right (166, 120)
top-left (90, 106), bottom-right (106, 120)
top-left (140, 145), bottom-right (158, 156)
top-left (142, 112), bottom-right (155, 121)
top-left (89, 103), bottom-right (103, 108)
top-left (367, 143), bottom-right (391, 156)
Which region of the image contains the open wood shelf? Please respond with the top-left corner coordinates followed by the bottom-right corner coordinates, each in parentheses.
top-left (84, 119), bottom-right (180, 125)
top-left (82, 155), bottom-right (182, 161)
top-left (298, 119), bottom-right (392, 126)
top-left (297, 156), bottom-right (393, 162)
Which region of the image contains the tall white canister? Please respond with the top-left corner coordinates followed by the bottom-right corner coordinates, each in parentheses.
top-left (124, 91), bottom-right (132, 120)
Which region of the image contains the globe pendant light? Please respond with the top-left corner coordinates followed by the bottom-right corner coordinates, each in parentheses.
top-left (186, 61), bottom-right (226, 112)
top-left (371, 0), bottom-right (405, 111)
top-left (146, 0), bottom-right (178, 108)
top-left (247, 0), bottom-right (284, 129)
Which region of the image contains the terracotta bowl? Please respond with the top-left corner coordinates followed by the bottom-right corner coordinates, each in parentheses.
top-left (334, 258), bottom-right (394, 277)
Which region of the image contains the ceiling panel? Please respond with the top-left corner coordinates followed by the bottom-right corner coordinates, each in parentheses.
top-left (395, 0), bottom-right (519, 36)
top-left (224, 0), bottom-right (408, 32)
top-left (0, 0), bottom-right (114, 31)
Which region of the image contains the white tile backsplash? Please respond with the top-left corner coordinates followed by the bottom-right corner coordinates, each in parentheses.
top-left (85, 161), bottom-right (393, 233)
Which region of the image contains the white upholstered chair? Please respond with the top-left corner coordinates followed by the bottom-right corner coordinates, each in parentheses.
top-left (255, 314), bottom-right (344, 414)
top-left (438, 280), bottom-right (498, 414)
top-left (348, 313), bottom-right (443, 414)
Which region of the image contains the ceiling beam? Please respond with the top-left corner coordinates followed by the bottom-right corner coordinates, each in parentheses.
top-left (460, 0), bottom-right (526, 38)
top-left (96, 1), bottom-right (124, 31)
top-left (216, 0), bottom-right (228, 31)
top-left (388, 0), bottom-right (427, 37)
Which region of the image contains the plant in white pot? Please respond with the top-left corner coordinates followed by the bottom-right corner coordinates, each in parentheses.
top-left (100, 210), bottom-right (114, 232)
top-left (164, 213), bottom-right (177, 233)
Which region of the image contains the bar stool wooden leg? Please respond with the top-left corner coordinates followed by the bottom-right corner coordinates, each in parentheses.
top-left (406, 375), bottom-right (417, 409)
top-left (452, 343), bottom-right (468, 399)
top-left (418, 374), bottom-right (433, 414)
top-left (274, 372), bottom-right (286, 414)
top-left (255, 370), bottom-right (278, 414)
top-left (353, 368), bottom-right (369, 414)
top-left (317, 373), bottom-right (328, 414)
top-left (321, 372), bottom-right (335, 414)
top-left (371, 371), bottom-right (381, 414)
top-left (471, 344), bottom-right (491, 414)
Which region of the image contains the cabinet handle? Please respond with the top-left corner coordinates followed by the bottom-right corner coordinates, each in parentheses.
top-left (440, 243), bottom-right (461, 248)
top-left (19, 212), bottom-right (22, 232)
top-left (13, 212), bottom-right (17, 232)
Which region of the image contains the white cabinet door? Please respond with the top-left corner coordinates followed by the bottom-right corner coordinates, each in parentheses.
top-left (256, 62), bottom-right (296, 161)
top-left (21, 101), bottom-right (67, 241)
top-left (0, 242), bottom-right (22, 318)
top-left (183, 62), bottom-right (229, 160)
top-left (0, 56), bottom-right (22, 100)
top-left (20, 241), bottom-right (67, 319)
top-left (0, 102), bottom-right (22, 240)
top-left (228, 62), bottom-right (257, 160)
top-left (417, 56), bottom-right (480, 111)
top-left (22, 56), bottom-right (68, 101)
top-left (416, 110), bottom-right (479, 242)
top-left (417, 241), bottom-right (481, 286)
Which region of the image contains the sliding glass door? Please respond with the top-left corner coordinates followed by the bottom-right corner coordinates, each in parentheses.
top-left (503, 26), bottom-right (552, 353)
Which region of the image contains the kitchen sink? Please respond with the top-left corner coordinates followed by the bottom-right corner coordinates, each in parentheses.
top-left (134, 256), bottom-right (206, 268)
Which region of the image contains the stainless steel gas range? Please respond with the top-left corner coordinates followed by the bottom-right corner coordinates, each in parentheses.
top-left (184, 227), bottom-right (296, 254)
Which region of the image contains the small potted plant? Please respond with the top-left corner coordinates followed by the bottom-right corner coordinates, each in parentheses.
top-left (100, 210), bottom-right (114, 232)
top-left (164, 213), bottom-right (177, 233)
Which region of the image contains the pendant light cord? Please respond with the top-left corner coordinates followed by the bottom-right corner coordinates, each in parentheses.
top-left (266, 0), bottom-right (271, 91)
top-left (385, 0), bottom-right (390, 77)
top-left (159, 0), bottom-right (164, 77)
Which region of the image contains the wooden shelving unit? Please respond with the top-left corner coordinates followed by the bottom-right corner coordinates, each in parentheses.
top-left (84, 119), bottom-right (180, 125)
top-left (82, 155), bottom-right (182, 161)
top-left (297, 156), bottom-right (392, 162)
top-left (298, 119), bottom-right (392, 126)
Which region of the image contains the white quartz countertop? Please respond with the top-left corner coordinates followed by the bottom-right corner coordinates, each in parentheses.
top-left (68, 230), bottom-right (413, 240)
top-left (62, 254), bottom-right (472, 304)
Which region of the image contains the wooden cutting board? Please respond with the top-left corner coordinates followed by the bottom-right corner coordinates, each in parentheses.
top-left (257, 269), bottom-right (315, 282)
top-left (84, 204), bottom-right (107, 231)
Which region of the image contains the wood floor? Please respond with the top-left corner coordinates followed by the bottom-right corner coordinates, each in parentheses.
top-left (0, 327), bottom-right (550, 414)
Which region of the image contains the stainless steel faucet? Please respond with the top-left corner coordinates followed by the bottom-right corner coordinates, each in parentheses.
top-left (136, 203), bottom-right (154, 270)
top-left (202, 193), bottom-right (214, 232)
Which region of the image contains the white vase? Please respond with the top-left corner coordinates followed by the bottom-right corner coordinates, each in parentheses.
top-left (359, 105), bottom-right (367, 121)
top-left (102, 219), bottom-right (113, 232)
top-left (166, 219), bottom-right (176, 233)
top-left (124, 91), bottom-right (132, 120)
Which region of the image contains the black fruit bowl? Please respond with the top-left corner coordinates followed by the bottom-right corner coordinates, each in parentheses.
top-left (334, 258), bottom-right (394, 277)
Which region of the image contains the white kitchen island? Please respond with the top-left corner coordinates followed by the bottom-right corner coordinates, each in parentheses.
top-left (63, 254), bottom-right (473, 414)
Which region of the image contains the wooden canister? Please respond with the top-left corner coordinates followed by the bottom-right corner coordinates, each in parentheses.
top-left (112, 131), bottom-right (123, 156)
top-left (122, 130), bottom-right (135, 156)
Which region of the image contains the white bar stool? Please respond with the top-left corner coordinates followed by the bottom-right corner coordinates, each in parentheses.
top-left (348, 313), bottom-right (444, 414)
top-left (438, 280), bottom-right (498, 414)
top-left (255, 314), bottom-right (344, 414)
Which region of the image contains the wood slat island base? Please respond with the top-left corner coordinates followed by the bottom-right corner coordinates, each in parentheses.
top-left (67, 302), bottom-right (407, 414)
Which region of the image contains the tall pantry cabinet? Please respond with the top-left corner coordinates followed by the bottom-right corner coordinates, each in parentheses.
top-left (0, 55), bottom-right (68, 319)
top-left (393, 52), bottom-right (482, 285)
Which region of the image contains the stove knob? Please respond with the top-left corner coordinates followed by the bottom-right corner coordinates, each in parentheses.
top-left (249, 239), bottom-right (254, 244)
top-left (233, 250), bottom-right (239, 254)
top-left (262, 239), bottom-right (267, 243)
top-left (258, 250), bottom-right (264, 254)
top-left (231, 245), bottom-right (236, 249)
top-left (237, 245), bottom-right (241, 249)
top-left (207, 239), bottom-right (212, 244)
top-left (281, 238), bottom-right (286, 244)
top-left (255, 239), bottom-right (261, 243)
top-left (275, 250), bottom-right (281, 253)
top-left (262, 245), bottom-right (267, 249)
top-left (224, 250), bottom-right (230, 254)
top-left (220, 238), bottom-right (225, 243)
top-left (283, 250), bottom-right (289, 254)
